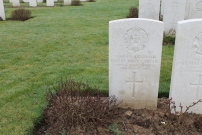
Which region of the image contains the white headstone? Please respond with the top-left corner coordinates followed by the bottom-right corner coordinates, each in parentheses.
top-left (12, 0), bottom-right (20, 7)
top-left (170, 19), bottom-right (202, 114)
top-left (0, 0), bottom-right (5, 20)
top-left (47, 0), bottom-right (54, 6)
top-left (185, 0), bottom-right (202, 19)
top-left (80, 0), bottom-right (86, 1)
top-left (139, 0), bottom-right (160, 20)
top-left (109, 18), bottom-right (164, 110)
top-left (64, 0), bottom-right (71, 5)
top-left (163, 0), bottom-right (186, 36)
top-left (29, 0), bottom-right (37, 6)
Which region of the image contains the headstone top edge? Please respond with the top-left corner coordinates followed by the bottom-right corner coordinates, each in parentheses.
top-left (109, 18), bottom-right (164, 24)
top-left (178, 19), bottom-right (202, 24)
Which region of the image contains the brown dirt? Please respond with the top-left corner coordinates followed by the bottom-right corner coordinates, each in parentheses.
top-left (35, 97), bottom-right (202, 135)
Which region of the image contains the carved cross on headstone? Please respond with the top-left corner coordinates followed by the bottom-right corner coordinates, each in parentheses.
top-left (126, 72), bottom-right (143, 98)
top-left (190, 75), bottom-right (202, 100)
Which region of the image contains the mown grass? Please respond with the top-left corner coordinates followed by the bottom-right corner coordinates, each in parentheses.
top-left (159, 44), bottom-right (174, 97)
top-left (0, 0), bottom-right (173, 134)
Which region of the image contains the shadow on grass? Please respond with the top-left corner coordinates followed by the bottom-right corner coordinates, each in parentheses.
top-left (5, 16), bottom-right (36, 21)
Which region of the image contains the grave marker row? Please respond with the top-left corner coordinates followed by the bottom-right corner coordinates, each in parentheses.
top-left (109, 18), bottom-right (202, 113)
top-left (139, 0), bottom-right (187, 36)
top-left (7, 0), bottom-right (87, 7)
top-left (185, 0), bottom-right (202, 19)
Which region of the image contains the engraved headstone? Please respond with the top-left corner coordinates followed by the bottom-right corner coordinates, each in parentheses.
top-left (0, 0), bottom-right (5, 20)
top-left (12, 0), bottom-right (20, 7)
top-left (170, 19), bottom-right (202, 114)
top-left (185, 0), bottom-right (202, 19)
top-left (139, 0), bottom-right (161, 20)
top-left (47, 0), bottom-right (54, 6)
top-left (109, 18), bottom-right (164, 110)
top-left (29, 0), bottom-right (37, 7)
top-left (64, 0), bottom-right (71, 5)
top-left (23, 0), bottom-right (29, 2)
top-left (163, 0), bottom-right (186, 36)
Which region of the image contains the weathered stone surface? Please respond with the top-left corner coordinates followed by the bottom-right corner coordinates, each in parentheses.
top-left (12, 0), bottom-right (20, 7)
top-left (64, 0), bottom-right (71, 5)
top-left (29, 0), bottom-right (37, 7)
top-left (169, 19), bottom-right (202, 114)
top-left (0, 0), bottom-right (5, 20)
top-left (109, 18), bottom-right (164, 110)
top-left (163, 0), bottom-right (186, 36)
top-left (47, 0), bottom-right (54, 6)
top-left (185, 0), bottom-right (202, 19)
top-left (139, 0), bottom-right (160, 20)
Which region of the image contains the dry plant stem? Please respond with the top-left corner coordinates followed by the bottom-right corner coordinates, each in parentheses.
top-left (185, 99), bottom-right (202, 113)
top-left (122, 121), bottom-right (127, 131)
top-left (168, 98), bottom-right (202, 123)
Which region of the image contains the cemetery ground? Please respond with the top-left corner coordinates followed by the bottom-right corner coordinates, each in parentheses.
top-left (0, 0), bottom-right (197, 134)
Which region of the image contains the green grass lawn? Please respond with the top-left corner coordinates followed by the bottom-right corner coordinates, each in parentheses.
top-left (0, 0), bottom-right (174, 134)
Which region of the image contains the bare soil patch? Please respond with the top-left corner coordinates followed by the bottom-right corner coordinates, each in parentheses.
top-left (35, 97), bottom-right (202, 135)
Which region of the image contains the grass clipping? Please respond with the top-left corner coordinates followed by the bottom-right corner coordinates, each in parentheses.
top-left (37, 79), bottom-right (119, 134)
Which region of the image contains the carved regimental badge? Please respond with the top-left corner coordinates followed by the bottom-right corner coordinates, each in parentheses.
top-left (196, 1), bottom-right (202, 11)
top-left (124, 27), bottom-right (149, 52)
top-left (193, 32), bottom-right (202, 55)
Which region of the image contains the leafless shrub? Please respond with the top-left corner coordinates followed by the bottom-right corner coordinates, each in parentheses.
top-left (126, 7), bottom-right (138, 18)
top-left (11, 8), bottom-right (31, 21)
top-left (194, 117), bottom-right (202, 132)
top-left (71, 0), bottom-right (81, 6)
top-left (36, 78), bottom-right (119, 134)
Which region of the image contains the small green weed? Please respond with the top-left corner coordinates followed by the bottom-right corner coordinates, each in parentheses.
top-left (59, 129), bottom-right (67, 135)
top-left (108, 123), bottom-right (122, 135)
top-left (163, 36), bottom-right (175, 45)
